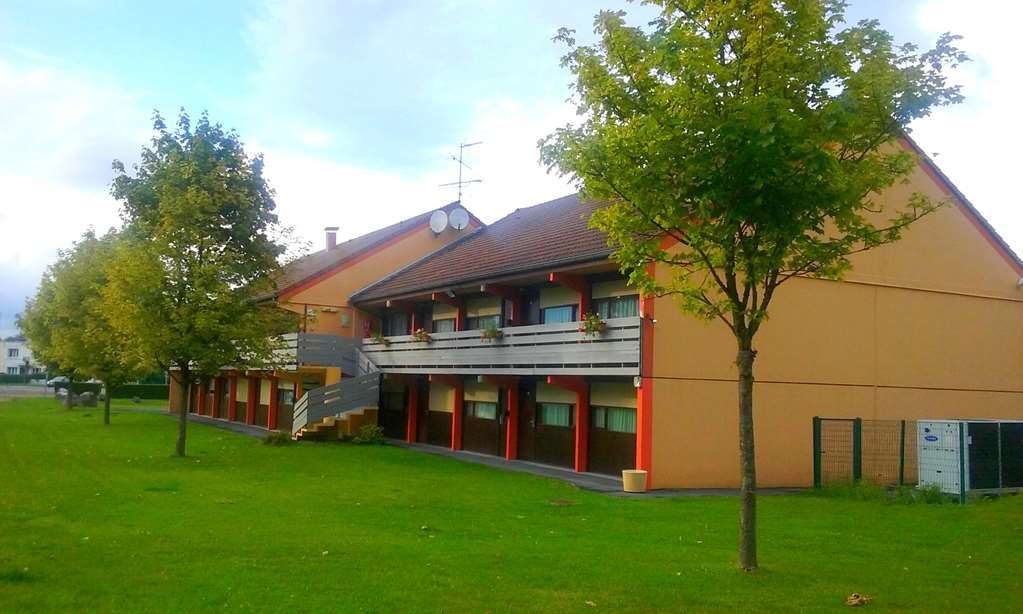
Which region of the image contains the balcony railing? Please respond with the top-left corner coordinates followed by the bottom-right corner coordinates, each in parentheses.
top-left (276, 333), bottom-right (362, 371)
top-left (361, 317), bottom-right (642, 376)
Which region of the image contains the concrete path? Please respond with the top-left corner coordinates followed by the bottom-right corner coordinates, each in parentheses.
top-left (0, 385), bottom-right (50, 400)
top-left (175, 412), bottom-right (275, 438)
top-left (172, 411), bottom-right (805, 498)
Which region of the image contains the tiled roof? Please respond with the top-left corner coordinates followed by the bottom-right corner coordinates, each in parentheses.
top-left (352, 194), bottom-right (612, 302)
top-left (268, 201), bottom-right (479, 299)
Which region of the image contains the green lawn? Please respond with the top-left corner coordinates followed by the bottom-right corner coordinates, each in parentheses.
top-left (1, 399), bottom-right (1021, 612)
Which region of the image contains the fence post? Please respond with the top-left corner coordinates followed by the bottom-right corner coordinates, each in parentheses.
top-left (812, 416), bottom-right (822, 489)
top-left (852, 418), bottom-right (863, 482)
top-left (898, 420), bottom-right (906, 486)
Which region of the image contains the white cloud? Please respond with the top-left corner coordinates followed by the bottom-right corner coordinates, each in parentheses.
top-left (0, 59), bottom-right (146, 334)
top-left (259, 97), bottom-right (577, 251)
top-left (910, 0), bottom-right (1023, 252)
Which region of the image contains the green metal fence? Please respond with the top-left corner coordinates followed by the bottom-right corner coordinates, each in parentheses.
top-left (812, 417), bottom-right (917, 488)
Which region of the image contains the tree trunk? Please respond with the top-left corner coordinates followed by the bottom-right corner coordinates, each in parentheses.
top-left (176, 371), bottom-right (190, 457)
top-left (64, 377), bottom-right (73, 411)
top-left (737, 344), bottom-right (758, 571)
top-left (103, 382), bottom-right (111, 426)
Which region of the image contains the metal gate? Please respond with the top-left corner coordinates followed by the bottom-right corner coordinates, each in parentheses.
top-left (813, 417), bottom-right (916, 488)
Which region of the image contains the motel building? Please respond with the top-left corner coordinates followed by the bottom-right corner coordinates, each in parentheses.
top-left (172, 138), bottom-right (1023, 490)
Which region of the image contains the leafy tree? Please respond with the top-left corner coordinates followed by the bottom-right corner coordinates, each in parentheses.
top-left (21, 231), bottom-right (151, 421)
top-left (105, 110), bottom-right (292, 457)
top-left (541, 0), bottom-right (964, 570)
top-left (20, 256), bottom-right (80, 411)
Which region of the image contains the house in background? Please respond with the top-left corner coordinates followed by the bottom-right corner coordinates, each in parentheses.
top-left (1, 335), bottom-right (45, 377)
top-left (168, 201), bottom-right (483, 432)
top-left (178, 137), bottom-right (1023, 490)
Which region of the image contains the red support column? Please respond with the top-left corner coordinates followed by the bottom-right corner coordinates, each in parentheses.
top-left (505, 385), bottom-right (519, 460)
top-left (197, 381), bottom-right (207, 415)
top-left (228, 375), bottom-right (238, 421)
top-left (481, 283), bottom-right (522, 326)
top-left (547, 375), bottom-right (589, 472)
top-left (636, 260), bottom-right (657, 488)
top-left (268, 377), bottom-right (279, 430)
top-left (246, 376), bottom-right (258, 425)
top-left (430, 375), bottom-right (464, 450)
top-left (432, 292), bottom-right (466, 331)
top-left (548, 272), bottom-right (591, 317)
top-left (211, 377), bottom-right (221, 418)
top-left (405, 379), bottom-right (419, 444)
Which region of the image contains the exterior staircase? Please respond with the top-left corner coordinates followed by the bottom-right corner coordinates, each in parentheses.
top-left (292, 346), bottom-right (381, 440)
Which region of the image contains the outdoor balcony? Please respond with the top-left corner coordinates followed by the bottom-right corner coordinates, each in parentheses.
top-left (276, 332), bottom-right (362, 372)
top-left (360, 316), bottom-right (642, 376)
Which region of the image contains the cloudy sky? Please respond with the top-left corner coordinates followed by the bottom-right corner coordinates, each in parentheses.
top-left (1, 0), bottom-right (1019, 336)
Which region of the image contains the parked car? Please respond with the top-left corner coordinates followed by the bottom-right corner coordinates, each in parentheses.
top-left (46, 376), bottom-right (68, 386)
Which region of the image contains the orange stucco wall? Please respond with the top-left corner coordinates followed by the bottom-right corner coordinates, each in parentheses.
top-left (647, 154), bottom-right (1023, 489)
top-left (280, 221), bottom-right (478, 337)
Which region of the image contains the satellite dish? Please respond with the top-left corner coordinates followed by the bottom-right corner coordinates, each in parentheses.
top-left (429, 210), bottom-right (449, 234)
top-left (449, 207), bottom-right (470, 230)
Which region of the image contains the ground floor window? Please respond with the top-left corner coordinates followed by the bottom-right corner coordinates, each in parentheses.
top-left (593, 295), bottom-right (639, 319)
top-left (539, 402), bottom-right (574, 427)
top-left (591, 406), bottom-right (636, 433)
top-left (466, 400), bottom-right (498, 420)
top-left (382, 389), bottom-right (405, 411)
top-left (6, 367), bottom-right (17, 375)
top-left (276, 388), bottom-right (295, 410)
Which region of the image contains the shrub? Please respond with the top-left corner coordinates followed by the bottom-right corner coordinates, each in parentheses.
top-left (351, 424), bottom-right (385, 445)
top-left (816, 481), bottom-right (951, 505)
top-left (109, 384), bottom-right (169, 400)
top-left (263, 432), bottom-right (293, 446)
top-left (54, 382), bottom-right (102, 395)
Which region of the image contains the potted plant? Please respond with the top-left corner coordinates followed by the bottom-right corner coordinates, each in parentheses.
top-left (579, 312), bottom-right (607, 337)
top-left (479, 320), bottom-right (504, 342)
top-left (412, 327), bottom-right (432, 343)
top-left (369, 331), bottom-right (391, 346)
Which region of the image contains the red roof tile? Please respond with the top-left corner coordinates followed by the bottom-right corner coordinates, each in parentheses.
top-left (352, 194), bottom-right (612, 302)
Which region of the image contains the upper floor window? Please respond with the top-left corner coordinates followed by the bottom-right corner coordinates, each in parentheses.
top-left (593, 295), bottom-right (639, 319)
top-left (7, 348), bottom-right (18, 358)
top-left (465, 314), bottom-right (501, 331)
top-left (541, 304), bottom-right (577, 324)
top-left (383, 312), bottom-right (410, 337)
top-left (432, 318), bottom-right (456, 333)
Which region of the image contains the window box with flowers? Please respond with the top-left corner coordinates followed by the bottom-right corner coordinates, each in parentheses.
top-left (412, 328), bottom-right (432, 343)
top-left (479, 321), bottom-right (504, 342)
top-left (369, 331), bottom-right (391, 346)
top-left (579, 312), bottom-right (607, 337)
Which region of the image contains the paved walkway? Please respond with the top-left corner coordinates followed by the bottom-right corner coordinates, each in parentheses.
top-left (0, 384), bottom-right (50, 400)
top-left (177, 412), bottom-right (804, 497)
top-left (176, 412), bottom-right (276, 438)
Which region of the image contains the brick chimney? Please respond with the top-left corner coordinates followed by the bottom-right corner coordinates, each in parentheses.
top-left (325, 226), bottom-right (339, 250)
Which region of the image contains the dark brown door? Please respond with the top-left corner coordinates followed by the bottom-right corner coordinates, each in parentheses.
top-left (463, 397), bottom-right (502, 456)
top-left (588, 407), bottom-right (637, 476)
top-left (424, 411), bottom-right (452, 447)
top-left (217, 379), bottom-right (230, 419)
top-left (277, 387), bottom-right (295, 432)
top-left (533, 402), bottom-right (575, 468)
top-left (378, 387), bottom-right (407, 439)
top-left (517, 380), bottom-right (537, 460)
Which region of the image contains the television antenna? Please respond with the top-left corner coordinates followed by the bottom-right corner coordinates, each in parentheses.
top-left (439, 141), bottom-right (482, 202)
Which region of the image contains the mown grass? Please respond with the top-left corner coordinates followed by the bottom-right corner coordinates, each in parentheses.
top-left (1, 397), bottom-right (1021, 612)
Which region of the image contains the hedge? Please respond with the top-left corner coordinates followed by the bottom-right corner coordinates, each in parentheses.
top-left (53, 382), bottom-right (102, 395)
top-left (109, 384), bottom-right (169, 400)
top-left (0, 373), bottom-right (47, 384)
